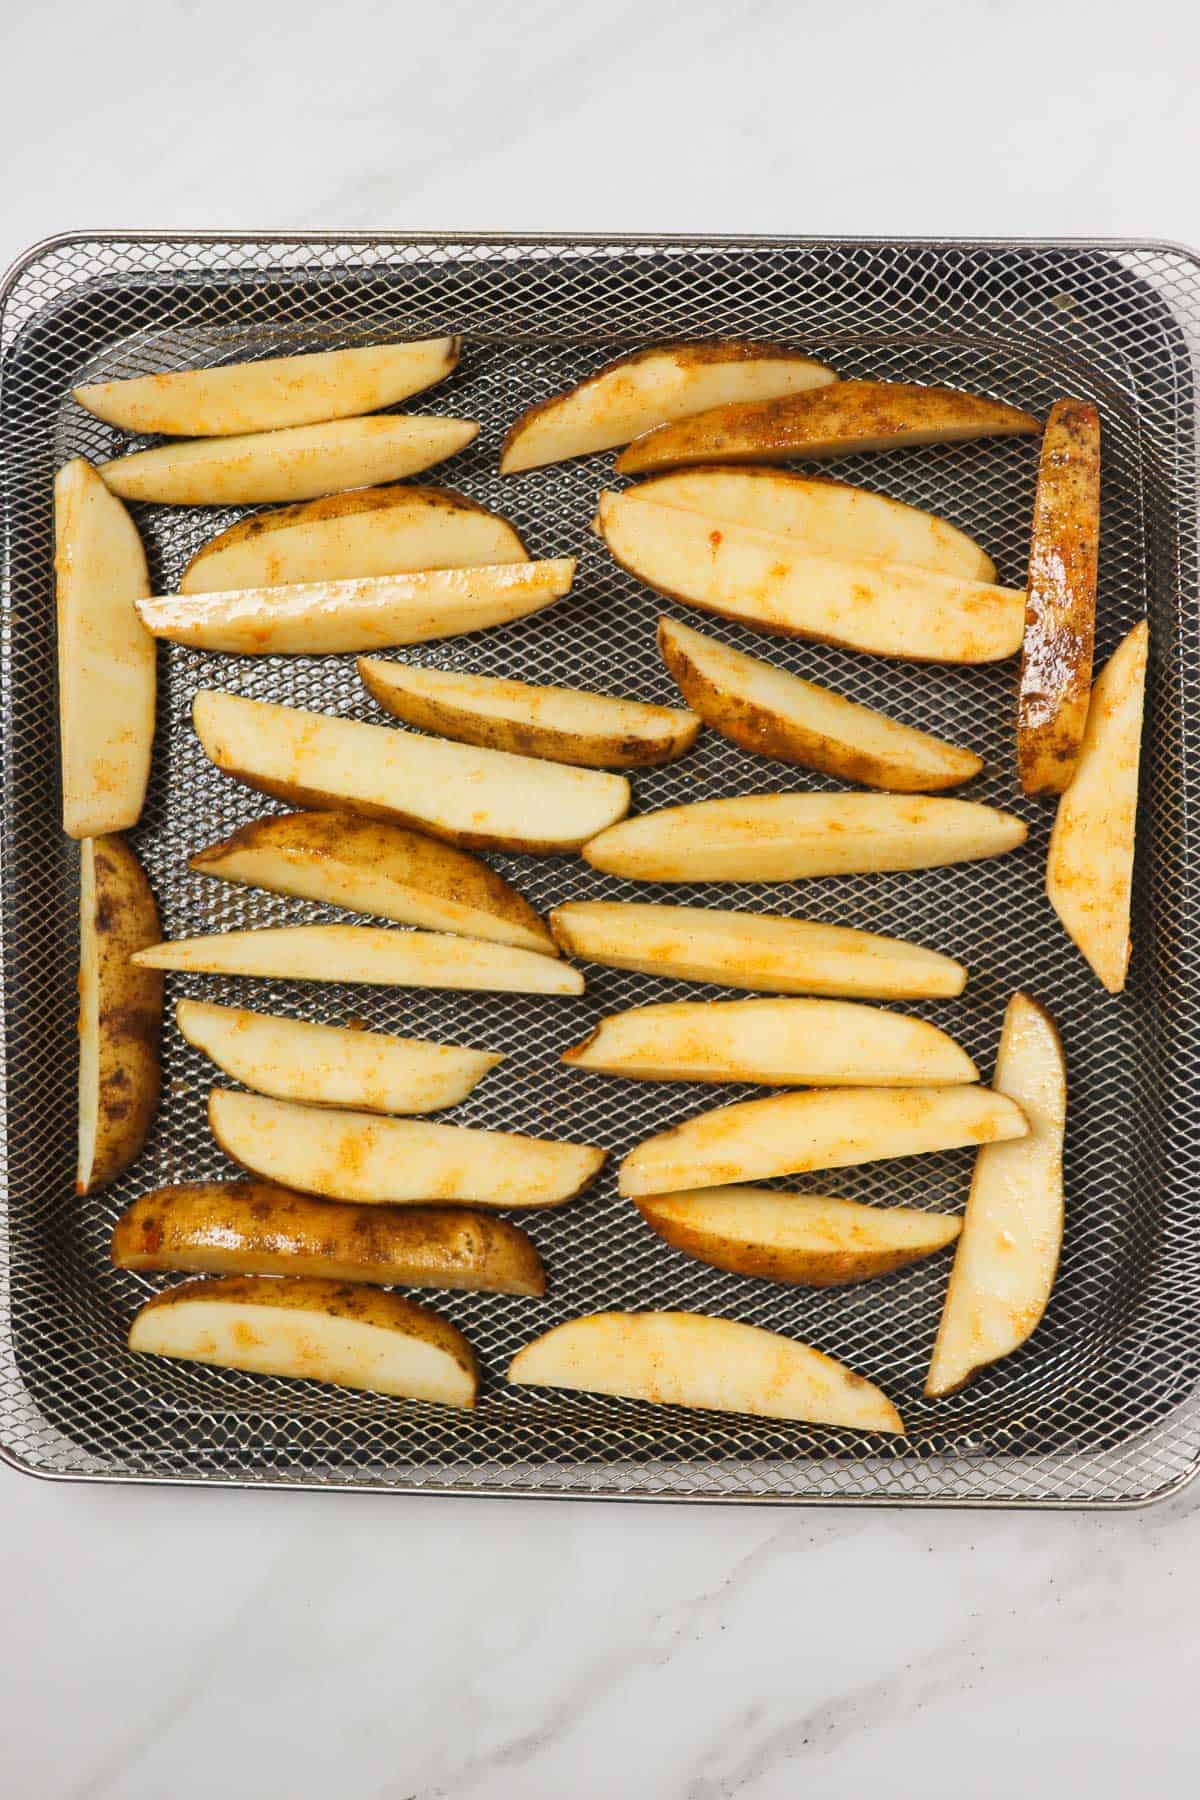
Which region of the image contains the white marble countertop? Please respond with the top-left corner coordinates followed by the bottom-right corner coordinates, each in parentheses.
top-left (5, 3), bottom-right (1200, 1795)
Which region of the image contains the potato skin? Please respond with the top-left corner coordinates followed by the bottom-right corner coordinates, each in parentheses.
top-left (79, 835), bottom-right (162, 1194)
top-left (635, 1196), bottom-right (958, 1287)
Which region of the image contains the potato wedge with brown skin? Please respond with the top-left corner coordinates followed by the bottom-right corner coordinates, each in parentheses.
top-left (1046, 620), bottom-right (1148, 992)
top-left (180, 485), bottom-right (527, 594)
top-left (358, 657), bottom-right (700, 769)
top-left (77, 836), bottom-right (163, 1196)
top-left (636, 1187), bottom-right (962, 1288)
top-left (618, 1086), bottom-right (1027, 1198)
top-left (209, 1089), bottom-right (606, 1209)
top-left (616, 380), bottom-right (1041, 474)
top-left (113, 1182), bottom-right (544, 1295)
top-left (1017, 400), bottom-right (1102, 796)
top-left (509, 1311), bottom-right (903, 1434)
top-left (129, 1275), bottom-right (479, 1406)
top-left (500, 341), bottom-right (837, 473)
top-left (658, 617), bottom-right (982, 791)
top-left (75, 338), bottom-right (459, 436)
top-left (192, 690), bottom-right (630, 853)
top-left (190, 811), bottom-right (555, 956)
top-left (100, 415), bottom-right (479, 506)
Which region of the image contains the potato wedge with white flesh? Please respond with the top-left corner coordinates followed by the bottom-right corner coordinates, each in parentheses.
top-left (209, 1089), bottom-right (606, 1209)
top-left (500, 341), bottom-right (836, 473)
top-left (618, 1085), bottom-right (1027, 1198)
top-left (598, 492), bottom-right (1024, 663)
top-left (564, 997), bottom-right (977, 1087)
top-left (140, 560), bottom-right (574, 655)
top-left (192, 690), bottom-right (630, 853)
top-left (629, 467), bottom-right (996, 581)
top-left (658, 617), bottom-right (982, 791)
top-left (100, 415), bottom-right (478, 506)
top-left (358, 658), bottom-right (700, 769)
top-left (54, 459), bottom-right (155, 838)
top-left (190, 811), bottom-right (555, 955)
top-left (926, 994), bottom-right (1066, 1396)
top-left (584, 793), bottom-right (1026, 883)
top-left (136, 924), bottom-right (582, 994)
top-left (180, 485), bottom-right (527, 594)
top-left (75, 338), bottom-right (459, 437)
top-left (129, 1275), bottom-right (478, 1406)
top-left (1017, 400), bottom-right (1102, 796)
top-left (636, 1188), bottom-right (962, 1288)
top-left (113, 1182), bottom-right (543, 1295)
top-left (175, 999), bottom-right (501, 1114)
top-left (509, 1311), bottom-right (903, 1434)
top-left (616, 380), bottom-right (1041, 474)
top-left (550, 902), bottom-right (966, 1000)
top-left (77, 835), bottom-right (163, 1196)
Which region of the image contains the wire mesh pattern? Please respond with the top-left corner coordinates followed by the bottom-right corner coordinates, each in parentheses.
top-left (0, 234), bottom-right (1198, 1506)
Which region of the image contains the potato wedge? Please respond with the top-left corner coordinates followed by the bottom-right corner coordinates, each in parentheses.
top-left (1046, 620), bottom-right (1148, 992)
top-left (509, 1311), bottom-right (902, 1433)
top-left (358, 657), bottom-right (699, 769)
top-left (636, 1187), bottom-right (961, 1287)
top-left (176, 999), bottom-right (501, 1114)
top-left (75, 338), bottom-right (459, 436)
top-left (113, 1181), bottom-right (543, 1295)
top-left (598, 492), bottom-right (1024, 662)
top-left (564, 997), bottom-right (977, 1087)
top-left (583, 793), bottom-right (1027, 883)
top-left (500, 341), bottom-right (836, 473)
top-left (1017, 400), bottom-right (1102, 795)
top-left (209, 1089), bottom-right (606, 1208)
top-left (129, 1275), bottom-right (478, 1406)
top-left (618, 1085), bottom-right (1027, 1197)
top-left (616, 380), bottom-right (1040, 474)
top-left (926, 994), bottom-right (1066, 1396)
top-left (54, 459), bottom-right (155, 838)
top-left (180, 485), bottom-right (527, 593)
top-left (77, 835), bottom-right (163, 1195)
top-left (658, 617), bottom-right (981, 791)
top-left (100, 415), bottom-right (478, 506)
top-left (549, 901), bottom-right (966, 999)
top-left (192, 690), bottom-right (630, 853)
top-left (190, 811), bottom-right (555, 955)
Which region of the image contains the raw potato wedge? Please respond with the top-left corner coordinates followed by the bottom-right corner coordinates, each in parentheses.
top-left (181, 485), bottom-right (527, 593)
top-left (192, 690), bottom-right (630, 853)
top-left (358, 657), bottom-right (700, 769)
top-left (176, 999), bottom-right (501, 1114)
top-left (135, 924), bottom-right (583, 995)
top-left (926, 994), bottom-right (1066, 1395)
top-left (583, 793), bottom-right (1027, 883)
top-left (190, 811), bottom-right (555, 955)
top-left (618, 1085), bottom-right (1028, 1197)
top-left (1046, 620), bottom-right (1148, 992)
top-left (209, 1089), bottom-right (606, 1209)
top-left (129, 1275), bottom-right (479, 1406)
top-left (113, 1182), bottom-right (543, 1295)
top-left (75, 338), bottom-right (459, 437)
top-left (509, 1311), bottom-right (903, 1434)
top-left (139, 560), bottom-right (575, 655)
top-left (564, 997), bottom-right (977, 1087)
top-left (54, 459), bottom-right (155, 838)
top-left (1017, 400), bottom-right (1102, 795)
top-left (100, 415), bottom-right (478, 506)
top-left (616, 380), bottom-right (1040, 474)
top-left (550, 902), bottom-right (967, 1000)
top-left (500, 341), bottom-right (836, 473)
top-left (598, 492), bottom-right (1024, 663)
top-left (658, 617), bottom-right (982, 791)
top-left (636, 1187), bottom-right (962, 1287)
top-left (77, 836), bottom-right (163, 1195)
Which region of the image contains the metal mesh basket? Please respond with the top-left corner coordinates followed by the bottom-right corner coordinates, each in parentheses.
top-left (1, 233), bottom-right (1197, 1507)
